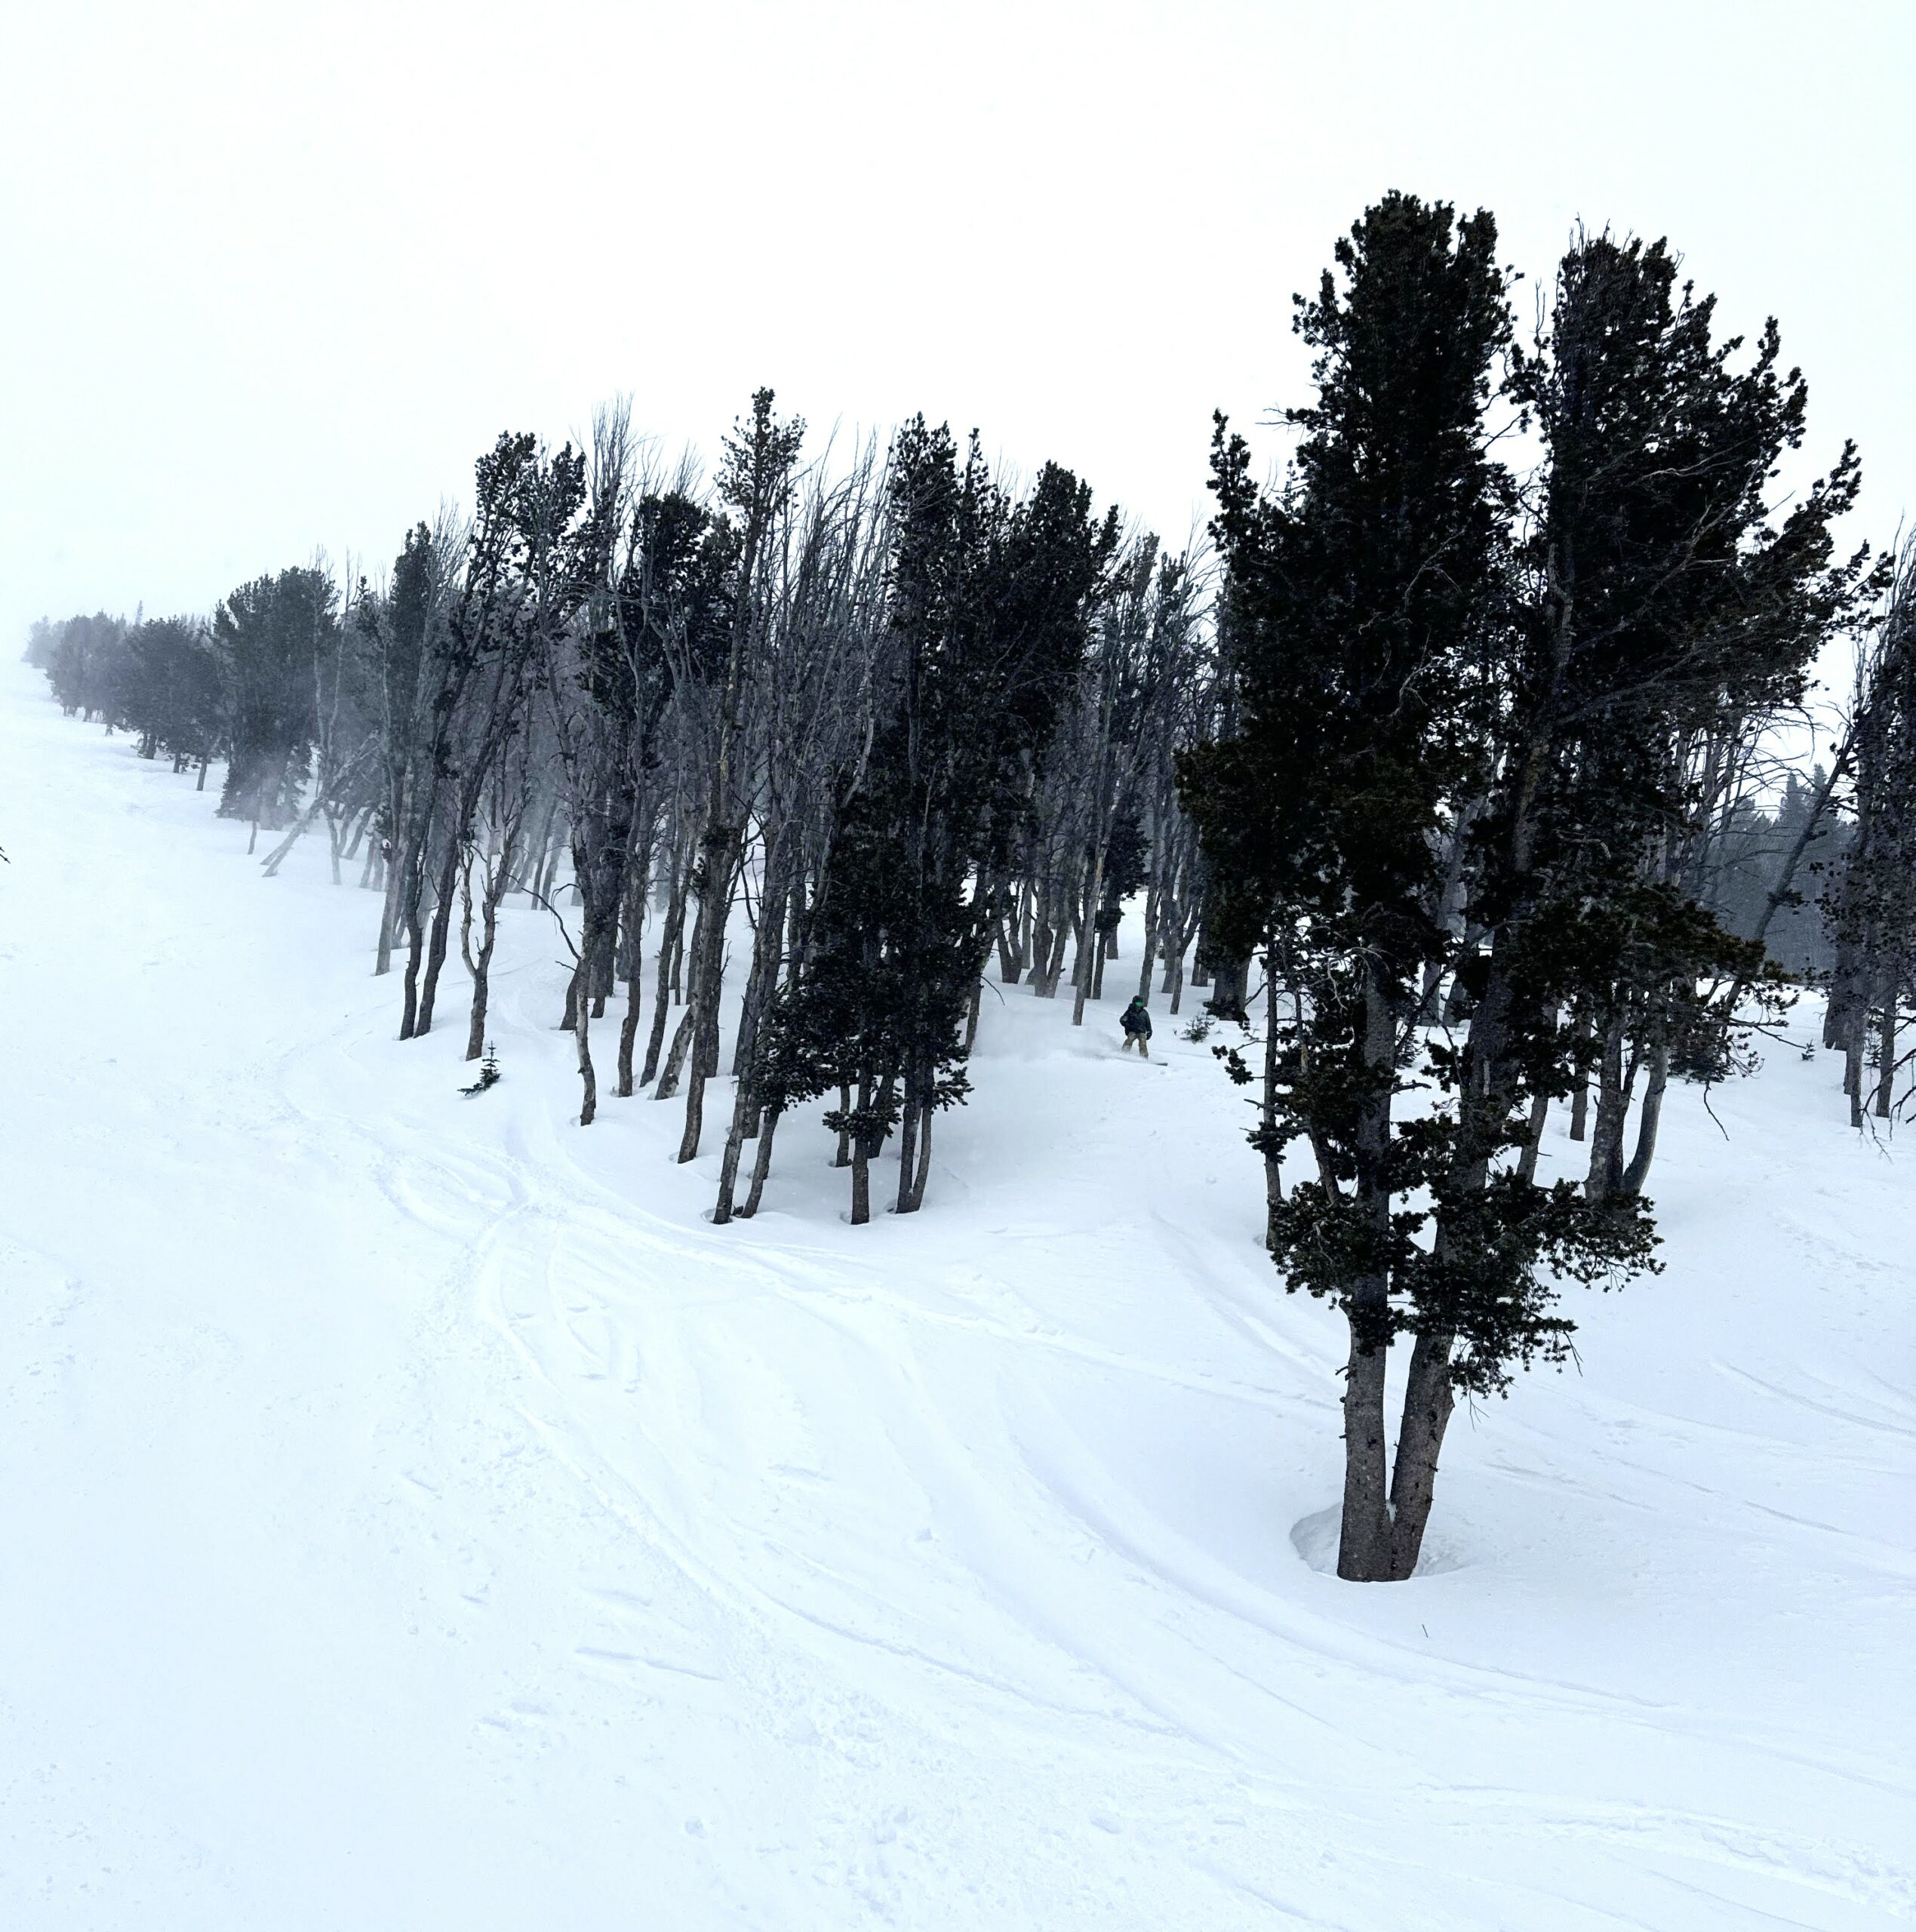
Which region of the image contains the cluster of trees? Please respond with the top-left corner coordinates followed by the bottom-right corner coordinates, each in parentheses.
top-left (1824, 541), bottom-right (1916, 1121)
top-left (32, 196), bottom-right (1912, 1583)
top-left (32, 396), bottom-right (1226, 1226)
top-left (1184, 197), bottom-right (1890, 1580)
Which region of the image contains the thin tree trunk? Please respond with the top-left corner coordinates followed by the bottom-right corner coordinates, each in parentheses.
top-left (1260, 946), bottom-right (1284, 1247)
top-left (1585, 1017), bottom-right (1630, 1205)
top-left (1386, 1328), bottom-right (1458, 1580)
top-left (1036, 917), bottom-right (1070, 999)
top-left (465, 866), bottom-right (507, 1062)
top-left (713, 1104), bottom-right (749, 1224)
top-left (904, 1097), bottom-right (933, 1213)
top-left (1619, 1040), bottom-right (1669, 1195)
top-left (1137, 882), bottom-right (1161, 1003)
top-left (655, 1009), bottom-right (695, 1100)
top-left (1516, 1091), bottom-right (1549, 1184)
top-left (399, 897), bottom-right (427, 1039)
top-left (573, 966), bottom-right (598, 1126)
top-left (740, 1106), bottom-right (783, 1217)
top-left (1567, 1011), bottom-right (1592, 1141)
top-left (641, 858), bottom-right (689, 1087)
top-left (894, 1091), bottom-right (919, 1216)
top-left (1338, 1328), bottom-right (1393, 1581)
top-left (376, 854), bottom-right (401, 976)
top-left (415, 839), bottom-right (463, 1037)
top-left (850, 1073), bottom-right (873, 1224)
top-left (1337, 967), bottom-right (1400, 1583)
top-left (611, 839), bottom-right (650, 1097)
top-left (677, 826), bottom-right (740, 1164)
top-left (1874, 992), bottom-right (1897, 1120)
top-left (1071, 848), bottom-right (1106, 1026)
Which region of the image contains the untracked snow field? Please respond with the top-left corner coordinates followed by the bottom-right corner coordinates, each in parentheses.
top-left (2, 663), bottom-right (1912, 1930)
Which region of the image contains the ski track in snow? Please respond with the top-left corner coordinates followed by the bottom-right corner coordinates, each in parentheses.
top-left (2, 665), bottom-right (1912, 1930)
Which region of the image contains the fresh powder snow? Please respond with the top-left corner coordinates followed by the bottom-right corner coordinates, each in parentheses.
top-left (2, 661), bottom-right (1910, 1929)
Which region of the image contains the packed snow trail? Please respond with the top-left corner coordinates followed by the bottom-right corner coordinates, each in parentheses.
top-left (2, 665), bottom-right (1911, 1930)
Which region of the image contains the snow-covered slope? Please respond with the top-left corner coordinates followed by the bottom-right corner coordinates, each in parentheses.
top-left (2, 665), bottom-right (1911, 1930)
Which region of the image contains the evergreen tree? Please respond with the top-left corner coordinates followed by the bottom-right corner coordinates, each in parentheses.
top-left (758, 420), bottom-right (1115, 1222)
top-left (1183, 205), bottom-right (1862, 1581)
top-left (118, 616), bottom-right (224, 769)
top-left (213, 566), bottom-right (337, 829)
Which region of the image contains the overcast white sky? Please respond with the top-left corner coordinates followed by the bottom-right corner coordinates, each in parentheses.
top-left (3, 0), bottom-right (1910, 663)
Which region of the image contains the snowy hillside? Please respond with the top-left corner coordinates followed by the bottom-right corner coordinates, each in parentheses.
top-left (2, 662), bottom-right (1911, 1931)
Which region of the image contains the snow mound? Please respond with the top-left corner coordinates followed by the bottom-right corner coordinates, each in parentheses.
top-left (1290, 1505), bottom-right (1471, 1577)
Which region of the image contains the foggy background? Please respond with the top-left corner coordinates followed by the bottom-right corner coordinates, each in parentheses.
top-left (3, 0), bottom-right (1910, 665)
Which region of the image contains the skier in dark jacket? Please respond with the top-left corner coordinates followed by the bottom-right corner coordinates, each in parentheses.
top-left (1120, 994), bottom-right (1152, 1057)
